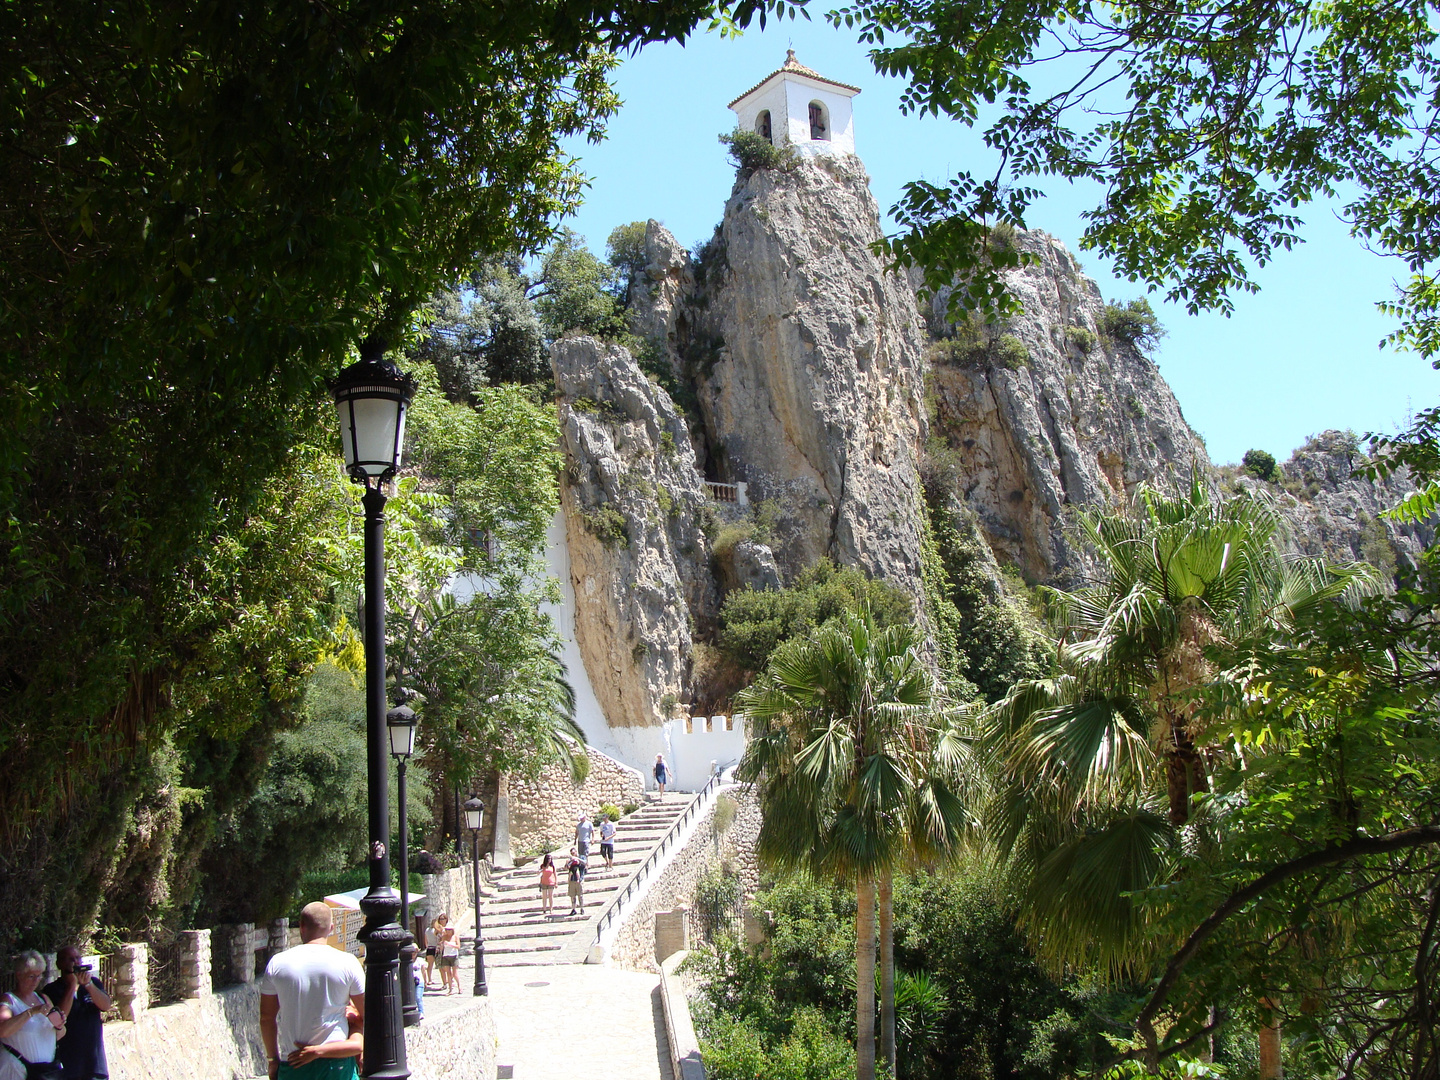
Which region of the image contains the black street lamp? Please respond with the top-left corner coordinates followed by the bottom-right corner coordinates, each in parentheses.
top-left (463, 796), bottom-right (489, 997)
top-left (331, 339), bottom-right (417, 1079)
top-left (387, 701), bottom-right (421, 1029)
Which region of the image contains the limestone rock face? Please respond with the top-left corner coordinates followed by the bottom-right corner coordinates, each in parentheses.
top-left (728, 538), bottom-right (783, 593)
top-left (1237, 431), bottom-right (1433, 578)
top-left (921, 230), bottom-right (1209, 582)
top-left (689, 155), bottom-right (930, 596)
top-left (552, 336), bottom-right (718, 726)
top-left (628, 219), bottom-right (694, 376)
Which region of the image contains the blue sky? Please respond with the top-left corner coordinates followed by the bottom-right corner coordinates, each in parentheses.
top-left (559, 19), bottom-right (1437, 466)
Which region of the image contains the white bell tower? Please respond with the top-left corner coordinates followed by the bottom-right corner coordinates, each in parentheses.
top-left (727, 50), bottom-right (861, 157)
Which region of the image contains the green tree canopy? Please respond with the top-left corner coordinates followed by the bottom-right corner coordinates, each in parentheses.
top-left (737, 608), bottom-right (968, 1080)
top-left (0, 0), bottom-right (792, 898)
top-left (826, 0), bottom-right (1440, 339)
top-left (979, 482), bottom-right (1376, 976)
top-left (532, 227), bottom-right (629, 340)
top-left (606, 220), bottom-right (651, 307)
top-left (718, 559), bottom-right (916, 673)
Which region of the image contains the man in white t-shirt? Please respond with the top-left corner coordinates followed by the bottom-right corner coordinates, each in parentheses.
top-left (259, 903), bottom-right (365, 1080)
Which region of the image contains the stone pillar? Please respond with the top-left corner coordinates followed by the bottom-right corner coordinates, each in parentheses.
top-left (230, 923), bottom-right (256, 984)
top-left (655, 906), bottom-right (690, 965)
top-left (744, 909), bottom-right (773, 959)
top-left (491, 773), bottom-right (514, 870)
top-left (268, 918), bottom-right (290, 956)
top-left (177, 929), bottom-right (212, 999)
top-left (743, 908), bottom-right (767, 948)
top-left (112, 943), bottom-right (149, 1021)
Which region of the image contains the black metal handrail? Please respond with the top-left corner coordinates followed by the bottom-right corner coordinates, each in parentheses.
top-left (594, 773), bottom-right (723, 944)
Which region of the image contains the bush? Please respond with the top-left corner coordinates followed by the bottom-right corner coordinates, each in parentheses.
top-left (986, 220), bottom-right (1019, 253)
top-left (717, 559), bottom-right (915, 672)
top-left (598, 803), bottom-right (621, 821)
top-left (1097, 298), bottom-right (1165, 352)
top-left (1241, 448), bottom-right (1277, 481)
top-left (410, 850), bottom-right (445, 876)
top-left (923, 501), bottom-right (1051, 703)
top-left (701, 1008), bottom-right (855, 1080)
top-left (927, 312), bottom-right (1029, 371)
top-left (713, 793), bottom-right (739, 835)
top-left (690, 867), bottom-right (1131, 1080)
top-left (579, 505), bottom-right (629, 547)
top-left (1065, 325), bottom-right (1097, 353)
top-left (713, 521), bottom-right (756, 562)
top-left (719, 128), bottom-right (794, 173)
top-left (994, 333), bottom-right (1030, 370)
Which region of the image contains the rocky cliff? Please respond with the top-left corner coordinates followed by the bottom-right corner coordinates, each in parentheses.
top-left (552, 336), bottom-right (718, 725)
top-left (674, 155), bottom-right (931, 597)
top-left (919, 230), bottom-right (1208, 583)
top-left (557, 153), bottom-right (1428, 732)
top-left (1231, 430), bottom-right (1433, 578)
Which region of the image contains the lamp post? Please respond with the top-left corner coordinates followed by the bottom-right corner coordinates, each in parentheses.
top-left (463, 796), bottom-right (489, 997)
top-left (331, 339), bottom-right (417, 1079)
top-left (387, 702), bottom-right (420, 1028)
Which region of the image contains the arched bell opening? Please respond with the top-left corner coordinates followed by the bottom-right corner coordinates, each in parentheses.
top-left (808, 100), bottom-right (829, 141)
top-left (755, 109), bottom-right (773, 144)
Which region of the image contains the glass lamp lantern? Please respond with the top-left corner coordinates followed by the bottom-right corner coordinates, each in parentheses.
top-left (386, 704), bottom-right (417, 759)
top-left (330, 345), bottom-right (417, 483)
top-left (463, 796), bottom-right (485, 833)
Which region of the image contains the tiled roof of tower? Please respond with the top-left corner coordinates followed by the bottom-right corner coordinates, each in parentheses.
top-left (726, 50), bottom-right (863, 109)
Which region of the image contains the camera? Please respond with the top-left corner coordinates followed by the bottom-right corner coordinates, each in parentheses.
top-left (74, 964), bottom-right (92, 974)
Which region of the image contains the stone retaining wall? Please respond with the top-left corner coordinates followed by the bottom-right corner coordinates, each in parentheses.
top-left (509, 747), bottom-right (645, 860)
top-left (659, 951), bottom-right (706, 1080)
top-left (608, 784), bottom-right (760, 972)
top-left (106, 979), bottom-right (495, 1080)
top-left (419, 863), bottom-right (476, 927)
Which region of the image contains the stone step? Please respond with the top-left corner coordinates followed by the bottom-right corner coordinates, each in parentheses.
top-left (485, 952), bottom-right (571, 968)
top-left (468, 789), bottom-right (710, 968)
top-left (486, 944), bottom-right (570, 961)
top-left (489, 861), bottom-right (655, 892)
top-left (478, 923), bottom-right (575, 942)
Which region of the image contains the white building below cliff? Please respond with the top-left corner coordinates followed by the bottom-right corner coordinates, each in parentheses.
top-left (728, 50), bottom-right (860, 157)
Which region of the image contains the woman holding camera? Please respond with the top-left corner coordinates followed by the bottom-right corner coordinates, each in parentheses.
top-left (1, 951), bottom-right (65, 1080)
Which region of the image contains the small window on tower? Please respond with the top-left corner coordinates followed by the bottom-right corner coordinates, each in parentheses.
top-left (809, 101), bottom-right (828, 141)
top-left (755, 110), bottom-right (772, 144)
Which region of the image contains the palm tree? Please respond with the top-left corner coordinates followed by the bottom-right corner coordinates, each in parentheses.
top-left (981, 479), bottom-right (1376, 972)
top-left (736, 608), bottom-right (968, 1080)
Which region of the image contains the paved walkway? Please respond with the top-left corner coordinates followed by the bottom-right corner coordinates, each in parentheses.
top-left (420, 951), bottom-right (672, 1079)
top-left (488, 964), bottom-right (673, 1080)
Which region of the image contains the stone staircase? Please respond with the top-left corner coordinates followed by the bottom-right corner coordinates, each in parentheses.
top-left (476, 794), bottom-right (695, 967)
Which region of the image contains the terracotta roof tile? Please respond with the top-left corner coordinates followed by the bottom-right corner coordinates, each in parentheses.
top-left (726, 50), bottom-right (862, 110)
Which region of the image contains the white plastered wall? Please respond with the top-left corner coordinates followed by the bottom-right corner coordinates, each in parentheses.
top-left (731, 75), bottom-right (856, 157)
top-left (460, 514), bottom-right (750, 792)
top-left (783, 80), bottom-right (855, 155)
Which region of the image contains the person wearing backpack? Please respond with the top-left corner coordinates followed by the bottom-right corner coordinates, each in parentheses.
top-left (565, 848), bottom-right (586, 916)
